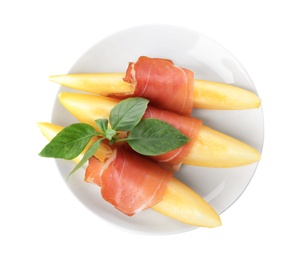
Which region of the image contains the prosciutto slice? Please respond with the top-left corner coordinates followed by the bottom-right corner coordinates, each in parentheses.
top-left (143, 106), bottom-right (202, 170)
top-left (85, 147), bottom-right (173, 216)
top-left (122, 56), bottom-right (194, 115)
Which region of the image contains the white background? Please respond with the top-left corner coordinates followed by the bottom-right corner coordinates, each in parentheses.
top-left (1, 0), bottom-right (299, 259)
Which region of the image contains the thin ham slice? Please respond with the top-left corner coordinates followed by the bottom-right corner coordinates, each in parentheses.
top-left (122, 56), bottom-right (194, 115)
top-left (85, 147), bottom-right (173, 216)
top-left (143, 106), bottom-right (202, 170)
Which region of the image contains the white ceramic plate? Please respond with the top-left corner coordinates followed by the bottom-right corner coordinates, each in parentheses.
top-left (51, 24), bottom-right (264, 235)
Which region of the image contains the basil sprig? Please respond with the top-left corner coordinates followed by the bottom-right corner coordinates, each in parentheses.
top-left (39, 97), bottom-right (189, 175)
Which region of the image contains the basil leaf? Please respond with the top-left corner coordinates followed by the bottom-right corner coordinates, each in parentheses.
top-left (68, 138), bottom-right (102, 177)
top-left (126, 119), bottom-right (190, 156)
top-left (109, 97), bottom-right (149, 131)
top-left (39, 123), bottom-right (98, 160)
top-left (95, 118), bottom-right (108, 133)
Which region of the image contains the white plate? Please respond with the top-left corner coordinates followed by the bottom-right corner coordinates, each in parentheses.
top-left (51, 24), bottom-right (264, 235)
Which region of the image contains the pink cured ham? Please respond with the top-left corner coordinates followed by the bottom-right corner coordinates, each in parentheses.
top-left (143, 106), bottom-right (202, 170)
top-left (122, 56), bottom-right (194, 115)
top-left (85, 147), bottom-right (173, 216)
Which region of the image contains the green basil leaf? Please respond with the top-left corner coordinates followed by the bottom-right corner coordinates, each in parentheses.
top-left (109, 97), bottom-right (149, 131)
top-left (126, 119), bottom-right (190, 156)
top-left (39, 123), bottom-right (98, 160)
top-left (95, 118), bottom-right (108, 133)
top-left (68, 138), bottom-right (102, 177)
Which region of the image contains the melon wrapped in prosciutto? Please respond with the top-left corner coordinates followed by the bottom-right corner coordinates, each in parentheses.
top-left (58, 92), bottom-right (261, 169)
top-left (50, 57), bottom-right (261, 111)
top-left (38, 122), bottom-right (222, 227)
